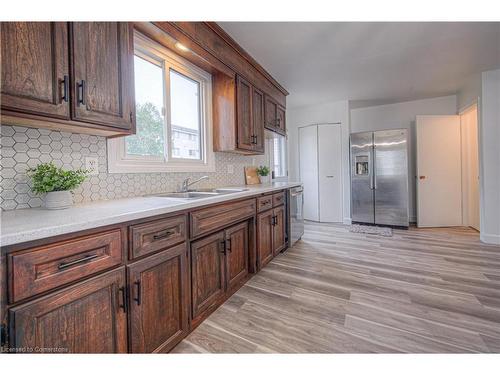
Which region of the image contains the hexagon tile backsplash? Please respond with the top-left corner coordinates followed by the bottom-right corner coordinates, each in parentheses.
top-left (0, 125), bottom-right (268, 211)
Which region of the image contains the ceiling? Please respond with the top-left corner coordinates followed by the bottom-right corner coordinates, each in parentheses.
top-left (218, 22), bottom-right (500, 109)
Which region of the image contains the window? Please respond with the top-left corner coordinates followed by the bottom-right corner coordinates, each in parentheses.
top-left (268, 133), bottom-right (287, 180)
top-left (108, 32), bottom-right (214, 173)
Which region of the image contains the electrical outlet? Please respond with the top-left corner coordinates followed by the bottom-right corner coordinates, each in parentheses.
top-left (85, 157), bottom-right (99, 175)
top-left (227, 164), bottom-right (234, 174)
top-left (251, 158), bottom-right (256, 166)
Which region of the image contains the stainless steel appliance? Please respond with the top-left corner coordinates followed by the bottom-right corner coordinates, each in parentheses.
top-left (350, 129), bottom-right (409, 227)
top-left (289, 185), bottom-right (304, 245)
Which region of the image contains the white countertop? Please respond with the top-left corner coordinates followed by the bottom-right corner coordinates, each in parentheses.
top-left (0, 182), bottom-right (302, 247)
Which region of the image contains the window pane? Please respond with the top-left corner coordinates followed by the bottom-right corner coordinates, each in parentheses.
top-left (273, 136), bottom-right (286, 178)
top-left (170, 69), bottom-right (201, 160)
top-left (126, 55), bottom-right (165, 157)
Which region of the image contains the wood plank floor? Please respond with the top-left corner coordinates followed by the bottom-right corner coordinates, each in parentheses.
top-left (173, 223), bottom-right (500, 353)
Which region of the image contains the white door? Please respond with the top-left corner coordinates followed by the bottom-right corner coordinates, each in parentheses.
top-left (416, 115), bottom-right (462, 227)
top-left (318, 124), bottom-right (343, 222)
top-left (299, 125), bottom-right (319, 221)
top-left (460, 106), bottom-right (480, 231)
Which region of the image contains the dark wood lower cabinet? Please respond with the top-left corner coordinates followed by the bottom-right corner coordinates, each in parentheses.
top-left (127, 243), bottom-right (189, 353)
top-left (225, 222), bottom-right (249, 291)
top-left (273, 205), bottom-right (286, 255)
top-left (190, 231), bottom-right (226, 322)
top-left (190, 220), bottom-right (252, 327)
top-left (9, 268), bottom-right (128, 353)
top-left (257, 210), bottom-right (274, 269)
top-left (4, 193), bottom-right (288, 353)
top-left (257, 204), bottom-right (286, 269)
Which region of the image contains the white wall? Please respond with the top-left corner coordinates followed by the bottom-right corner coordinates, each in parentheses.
top-left (350, 95), bottom-right (457, 222)
top-left (479, 69), bottom-right (500, 245)
top-left (287, 100), bottom-right (351, 224)
top-left (457, 73), bottom-right (481, 112)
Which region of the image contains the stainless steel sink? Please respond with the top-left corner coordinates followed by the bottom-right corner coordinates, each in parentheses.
top-left (152, 191), bottom-right (220, 199)
top-left (149, 188), bottom-right (249, 200)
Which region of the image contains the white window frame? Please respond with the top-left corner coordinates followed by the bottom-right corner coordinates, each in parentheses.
top-left (268, 133), bottom-right (288, 181)
top-left (108, 32), bottom-right (214, 173)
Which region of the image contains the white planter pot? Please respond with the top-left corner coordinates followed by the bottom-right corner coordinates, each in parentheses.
top-left (44, 191), bottom-right (73, 210)
top-left (260, 175), bottom-right (270, 184)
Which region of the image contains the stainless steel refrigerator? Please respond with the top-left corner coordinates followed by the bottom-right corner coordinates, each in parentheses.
top-left (350, 129), bottom-right (409, 228)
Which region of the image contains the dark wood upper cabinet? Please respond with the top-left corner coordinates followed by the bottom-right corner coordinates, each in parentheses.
top-left (1, 22), bottom-right (134, 136)
top-left (265, 95), bottom-right (286, 136)
top-left (9, 268), bottom-right (128, 353)
top-left (257, 209), bottom-right (274, 269)
top-left (225, 221), bottom-right (249, 291)
top-left (71, 22), bottom-right (135, 130)
top-left (1, 22), bottom-right (70, 119)
top-left (190, 231), bottom-right (226, 321)
top-left (213, 74), bottom-right (266, 155)
top-left (276, 105), bottom-right (286, 135)
top-left (128, 243), bottom-right (189, 353)
top-left (252, 87), bottom-right (265, 153)
top-left (236, 76), bottom-right (254, 151)
top-left (273, 205), bottom-right (286, 255)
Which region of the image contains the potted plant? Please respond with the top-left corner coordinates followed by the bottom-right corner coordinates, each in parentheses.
top-left (27, 163), bottom-right (89, 210)
top-left (256, 165), bottom-right (271, 184)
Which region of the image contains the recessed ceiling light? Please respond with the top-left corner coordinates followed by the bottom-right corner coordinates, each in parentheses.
top-left (175, 42), bottom-right (190, 52)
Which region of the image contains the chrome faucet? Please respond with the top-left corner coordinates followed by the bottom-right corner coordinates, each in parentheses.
top-left (179, 176), bottom-right (209, 192)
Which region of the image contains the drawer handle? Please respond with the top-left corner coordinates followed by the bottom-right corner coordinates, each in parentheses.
top-left (261, 201), bottom-right (269, 205)
top-left (58, 254), bottom-right (98, 270)
top-left (153, 230), bottom-right (175, 241)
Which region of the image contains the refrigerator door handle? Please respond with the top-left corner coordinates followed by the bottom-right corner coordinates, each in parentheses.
top-left (373, 145), bottom-right (377, 190)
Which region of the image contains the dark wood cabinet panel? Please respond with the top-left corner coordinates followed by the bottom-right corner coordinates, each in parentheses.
top-left (8, 229), bottom-right (123, 303)
top-left (276, 105), bottom-right (286, 135)
top-left (129, 215), bottom-right (187, 260)
top-left (71, 22), bottom-right (134, 130)
top-left (225, 222), bottom-right (249, 291)
top-left (273, 205), bottom-right (286, 255)
top-left (257, 210), bottom-right (274, 269)
top-left (1, 22), bottom-right (70, 119)
top-left (9, 268), bottom-right (127, 353)
top-left (236, 76), bottom-right (254, 151)
top-left (128, 243), bottom-right (189, 353)
top-left (264, 95), bottom-right (277, 132)
top-left (252, 87), bottom-right (265, 153)
top-left (191, 231), bottom-right (226, 320)
top-left (190, 198), bottom-right (256, 238)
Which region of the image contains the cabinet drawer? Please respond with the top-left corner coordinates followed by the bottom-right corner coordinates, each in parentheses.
top-left (130, 215), bottom-right (187, 259)
top-left (190, 199), bottom-right (256, 238)
top-left (273, 191), bottom-right (286, 207)
top-left (8, 229), bottom-right (123, 303)
top-left (257, 195), bottom-right (273, 212)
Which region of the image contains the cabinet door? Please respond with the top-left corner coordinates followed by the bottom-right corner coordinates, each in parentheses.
top-left (252, 87), bottom-right (265, 153)
top-left (225, 222), bottom-right (249, 291)
top-left (277, 105), bottom-right (286, 135)
top-left (128, 243), bottom-right (189, 353)
top-left (236, 75), bottom-right (254, 151)
top-left (9, 268), bottom-right (127, 353)
top-left (71, 22), bottom-right (134, 130)
top-left (1, 22), bottom-right (70, 119)
top-left (191, 231), bottom-right (226, 319)
top-left (273, 206), bottom-right (286, 255)
top-left (257, 210), bottom-right (274, 269)
top-left (264, 95), bottom-right (277, 132)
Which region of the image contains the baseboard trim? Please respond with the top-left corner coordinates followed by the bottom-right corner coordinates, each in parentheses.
top-left (343, 217), bottom-right (352, 225)
top-left (480, 232), bottom-right (500, 245)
